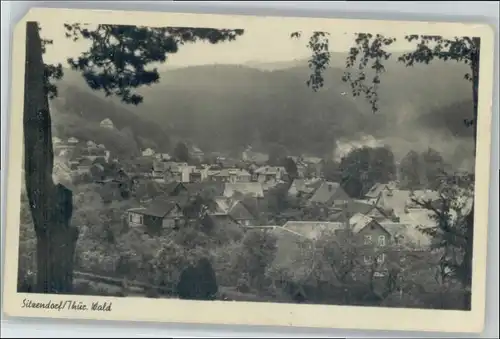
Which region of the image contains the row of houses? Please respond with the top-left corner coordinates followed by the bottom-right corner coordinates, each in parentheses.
top-left (147, 160), bottom-right (288, 187)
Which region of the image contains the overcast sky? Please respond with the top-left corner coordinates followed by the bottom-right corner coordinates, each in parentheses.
top-left (39, 22), bottom-right (417, 69)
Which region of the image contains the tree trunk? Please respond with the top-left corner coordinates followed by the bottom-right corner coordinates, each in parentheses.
top-left (459, 37), bottom-right (480, 310)
top-left (24, 22), bottom-right (79, 294)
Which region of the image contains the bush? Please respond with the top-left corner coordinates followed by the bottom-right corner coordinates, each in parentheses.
top-left (176, 257), bottom-right (218, 301)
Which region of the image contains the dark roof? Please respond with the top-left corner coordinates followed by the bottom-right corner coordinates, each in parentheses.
top-left (228, 202), bottom-right (255, 220)
top-left (184, 182), bottom-right (224, 197)
top-left (142, 197), bottom-right (184, 218)
top-left (309, 182), bottom-right (350, 204)
top-left (344, 200), bottom-right (376, 216)
top-left (78, 158), bottom-right (93, 166)
top-left (164, 181), bottom-right (185, 195)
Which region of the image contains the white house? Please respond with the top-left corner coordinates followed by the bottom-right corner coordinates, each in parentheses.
top-left (100, 118), bottom-right (115, 129)
top-left (67, 137), bottom-right (79, 145)
top-left (142, 148), bottom-right (155, 157)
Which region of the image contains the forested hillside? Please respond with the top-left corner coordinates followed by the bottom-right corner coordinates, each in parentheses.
top-left (50, 53), bottom-right (475, 167)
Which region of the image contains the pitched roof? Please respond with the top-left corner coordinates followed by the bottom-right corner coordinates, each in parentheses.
top-left (228, 201), bottom-right (256, 220)
top-left (288, 178), bottom-right (322, 195)
top-left (141, 198), bottom-right (182, 218)
top-left (349, 213), bottom-right (376, 233)
top-left (344, 200), bottom-right (375, 216)
top-left (142, 196), bottom-right (188, 218)
top-left (163, 181), bottom-right (185, 195)
top-left (376, 189), bottom-right (440, 216)
top-left (283, 221), bottom-right (345, 239)
top-left (213, 196), bottom-right (232, 214)
top-left (78, 158), bottom-right (93, 166)
top-left (309, 182), bottom-right (350, 204)
top-left (254, 166), bottom-right (285, 175)
top-left (302, 156), bottom-right (323, 164)
top-left (184, 182), bottom-right (224, 197)
top-left (223, 182), bottom-right (264, 198)
top-left (379, 222), bottom-right (433, 248)
top-left (243, 151), bottom-right (269, 164)
top-left (397, 208), bottom-right (437, 229)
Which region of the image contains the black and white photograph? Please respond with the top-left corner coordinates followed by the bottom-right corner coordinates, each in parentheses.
top-left (3, 8), bottom-right (495, 332)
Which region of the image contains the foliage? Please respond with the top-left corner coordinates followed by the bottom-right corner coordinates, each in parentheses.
top-left (410, 173), bottom-right (474, 293)
top-left (173, 141), bottom-right (190, 163)
top-left (421, 148), bottom-right (447, 190)
top-left (399, 150), bottom-right (424, 190)
top-left (283, 157), bottom-right (299, 182)
top-left (339, 146), bottom-right (396, 198)
top-left (323, 160), bottom-right (342, 183)
top-left (232, 229), bottom-right (278, 289)
top-left (261, 184), bottom-right (292, 221)
top-left (176, 257), bottom-right (219, 300)
top-left (293, 32), bottom-right (479, 117)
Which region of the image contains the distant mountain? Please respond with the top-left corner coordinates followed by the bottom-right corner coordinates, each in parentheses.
top-left (50, 53), bottom-right (475, 168)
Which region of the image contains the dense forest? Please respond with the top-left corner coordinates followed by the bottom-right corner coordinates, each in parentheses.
top-left (50, 52), bottom-right (475, 169)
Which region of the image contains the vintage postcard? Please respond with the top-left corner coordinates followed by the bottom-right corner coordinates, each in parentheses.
top-left (2, 7), bottom-right (496, 333)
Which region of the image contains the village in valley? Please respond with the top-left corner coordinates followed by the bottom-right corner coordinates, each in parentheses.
top-left (21, 110), bottom-right (473, 307)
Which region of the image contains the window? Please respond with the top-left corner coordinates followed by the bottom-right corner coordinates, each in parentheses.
top-left (364, 235), bottom-right (372, 245)
top-left (377, 254), bottom-right (386, 264)
top-left (342, 252), bottom-right (349, 264)
top-left (129, 213), bottom-right (143, 225)
top-left (364, 255), bottom-right (372, 264)
top-left (378, 235), bottom-right (386, 246)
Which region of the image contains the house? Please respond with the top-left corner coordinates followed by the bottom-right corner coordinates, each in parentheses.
top-left (163, 162), bottom-right (195, 183)
top-left (86, 140), bottom-right (96, 148)
top-left (308, 181), bottom-right (351, 207)
top-left (155, 153), bottom-right (171, 161)
top-left (375, 189), bottom-right (441, 220)
top-left (80, 147), bottom-right (110, 163)
top-left (227, 201), bottom-right (257, 227)
top-left (230, 168), bottom-right (251, 183)
top-left (52, 159), bottom-right (73, 185)
top-left (125, 196), bottom-right (186, 235)
top-left (76, 158), bottom-right (93, 175)
top-left (100, 118), bottom-right (115, 129)
top-left (52, 136), bottom-right (62, 145)
top-left (302, 156), bottom-right (324, 177)
top-left (67, 137), bottom-right (79, 145)
top-left (189, 170), bottom-right (203, 183)
top-left (142, 148), bottom-right (155, 157)
top-left (184, 182), bottom-right (225, 199)
top-left (129, 156), bottom-right (155, 178)
top-left (164, 181), bottom-right (224, 201)
top-left (213, 196), bottom-right (233, 214)
top-left (379, 222), bottom-right (433, 249)
top-left (289, 156), bottom-right (308, 178)
top-left (190, 146), bottom-right (204, 161)
top-left (282, 221), bottom-right (345, 239)
top-left (223, 182), bottom-right (264, 199)
top-left (241, 147), bottom-right (269, 165)
top-left (210, 169), bottom-right (231, 183)
top-left (151, 159), bottom-right (168, 182)
top-left (287, 178), bottom-right (322, 198)
top-left (97, 144), bottom-right (106, 149)
top-left (364, 182), bottom-right (396, 202)
top-left (254, 166), bottom-right (285, 183)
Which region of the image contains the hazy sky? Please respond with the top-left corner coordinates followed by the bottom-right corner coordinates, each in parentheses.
top-left (39, 22), bottom-right (417, 69)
